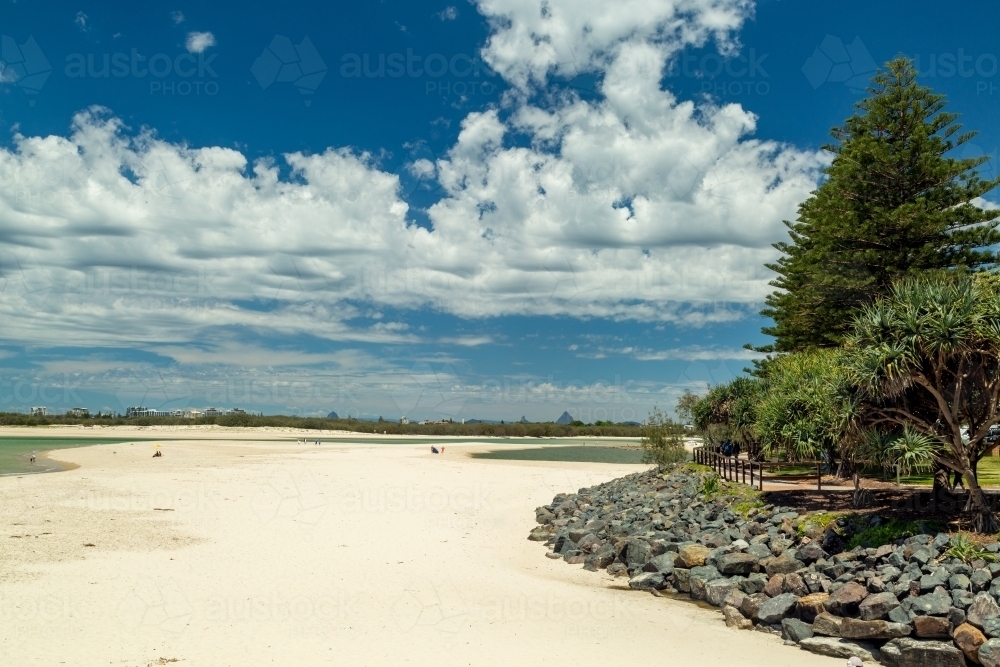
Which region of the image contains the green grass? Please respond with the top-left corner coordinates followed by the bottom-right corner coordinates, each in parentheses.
top-left (889, 457), bottom-right (1000, 486)
top-left (846, 518), bottom-right (945, 549)
top-left (469, 446), bottom-right (645, 464)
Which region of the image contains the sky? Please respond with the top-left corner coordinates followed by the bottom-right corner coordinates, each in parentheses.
top-left (1, 0), bottom-right (998, 422)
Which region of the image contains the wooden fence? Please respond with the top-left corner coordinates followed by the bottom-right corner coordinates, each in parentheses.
top-left (692, 446), bottom-right (824, 491)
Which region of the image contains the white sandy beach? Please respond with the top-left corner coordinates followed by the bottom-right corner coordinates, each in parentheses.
top-left (0, 428), bottom-right (843, 667)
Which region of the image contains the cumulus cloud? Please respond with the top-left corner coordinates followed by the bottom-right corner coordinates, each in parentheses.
top-left (0, 0), bottom-right (827, 364)
top-left (171, 10), bottom-right (185, 24)
top-left (438, 6), bottom-right (459, 20)
top-left (185, 31), bottom-right (215, 53)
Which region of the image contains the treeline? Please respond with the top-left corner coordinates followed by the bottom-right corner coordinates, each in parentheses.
top-left (692, 59), bottom-right (1000, 531)
top-left (0, 412), bottom-right (643, 437)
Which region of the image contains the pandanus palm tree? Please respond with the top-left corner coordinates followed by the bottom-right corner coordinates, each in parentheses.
top-left (845, 274), bottom-right (1000, 532)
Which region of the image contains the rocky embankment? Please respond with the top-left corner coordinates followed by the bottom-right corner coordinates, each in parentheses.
top-left (530, 466), bottom-right (1000, 667)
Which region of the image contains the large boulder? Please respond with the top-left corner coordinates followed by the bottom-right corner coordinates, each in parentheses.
top-left (763, 574), bottom-right (785, 598)
top-left (859, 591), bottom-right (902, 621)
top-left (797, 593), bottom-right (831, 623)
top-left (812, 612), bottom-right (845, 637)
top-left (723, 605), bottom-right (753, 630)
top-left (905, 588), bottom-right (953, 616)
top-left (781, 618), bottom-right (814, 643)
top-left (783, 573), bottom-right (809, 597)
top-left (705, 578), bottom-right (740, 607)
top-left (689, 566), bottom-right (722, 600)
top-left (583, 542), bottom-right (616, 570)
top-left (969, 593), bottom-right (1000, 630)
top-left (839, 618), bottom-right (911, 640)
top-left (716, 552), bottom-right (757, 576)
top-left (797, 541), bottom-right (827, 564)
top-left (880, 638), bottom-right (966, 667)
top-left (740, 592), bottom-right (769, 621)
top-left (953, 623), bottom-right (987, 663)
top-left (628, 572), bottom-right (667, 591)
top-left (624, 539), bottom-right (651, 566)
top-left (798, 637), bottom-right (879, 662)
top-left (648, 553), bottom-right (676, 573)
top-left (678, 544), bottom-right (710, 568)
top-left (673, 568), bottom-right (691, 593)
top-left (757, 592), bottom-right (800, 624)
top-left (913, 615), bottom-right (951, 639)
top-left (978, 639), bottom-right (1000, 667)
top-left (824, 581), bottom-right (869, 616)
top-left (766, 554), bottom-right (805, 577)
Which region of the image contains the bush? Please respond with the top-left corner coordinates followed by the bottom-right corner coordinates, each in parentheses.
top-left (847, 518), bottom-right (943, 549)
top-left (640, 407), bottom-right (687, 467)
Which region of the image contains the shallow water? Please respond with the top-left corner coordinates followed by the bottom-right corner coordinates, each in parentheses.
top-left (470, 445), bottom-right (645, 464)
top-left (0, 437), bottom-right (155, 475)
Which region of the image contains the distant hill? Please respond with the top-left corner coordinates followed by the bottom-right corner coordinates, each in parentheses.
top-left (519, 416), bottom-right (529, 423)
top-left (327, 411), bottom-right (339, 419)
top-left (555, 411), bottom-right (573, 425)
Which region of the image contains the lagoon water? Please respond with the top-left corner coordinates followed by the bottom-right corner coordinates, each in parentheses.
top-left (0, 434), bottom-right (641, 475)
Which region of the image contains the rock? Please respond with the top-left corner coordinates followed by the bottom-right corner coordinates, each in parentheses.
top-left (972, 569), bottom-right (993, 593)
top-left (949, 607), bottom-right (967, 629)
top-left (783, 573), bottom-right (809, 597)
top-left (584, 542), bottom-right (617, 570)
top-left (798, 637), bottom-right (879, 662)
top-left (910, 545), bottom-right (940, 566)
top-left (740, 592), bottom-right (769, 621)
top-left (880, 638), bottom-right (965, 667)
top-left (678, 544), bottom-right (710, 568)
top-left (797, 593), bottom-right (831, 623)
top-left (766, 554), bottom-right (805, 577)
top-left (723, 588), bottom-right (748, 610)
top-left (705, 578), bottom-right (740, 607)
top-left (920, 570), bottom-right (950, 592)
top-left (954, 623), bottom-right (987, 663)
top-left (824, 581), bottom-right (869, 616)
top-left (859, 591), bottom-right (902, 620)
top-left (689, 565), bottom-right (722, 600)
top-left (970, 593), bottom-right (1000, 630)
top-left (905, 588), bottom-right (954, 616)
top-left (723, 604), bottom-right (753, 630)
top-left (739, 573), bottom-right (768, 594)
top-left (673, 568), bottom-right (691, 592)
top-left (950, 573), bottom-right (973, 592)
top-left (978, 639), bottom-right (1000, 667)
top-left (981, 614), bottom-right (1000, 638)
top-left (648, 553), bottom-right (676, 573)
top-left (607, 562), bottom-right (628, 577)
top-left (840, 618), bottom-right (912, 640)
top-left (781, 618), bottom-right (814, 643)
top-left (716, 552), bottom-right (757, 576)
top-left (763, 574), bottom-right (786, 598)
top-left (628, 572), bottom-right (667, 591)
top-left (798, 541), bottom-right (827, 564)
top-left (624, 538), bottom-right (651, 566)
top-left (889, 606), bottom-right (913, 625)
top-left (913, 615), bottom-right (951, 638)
top-left (812, 612), bottom-right (845, 637)
top-left (757, 593), bottom-right (800, 624)
top-left (528, 526), bottom-right (551, 541)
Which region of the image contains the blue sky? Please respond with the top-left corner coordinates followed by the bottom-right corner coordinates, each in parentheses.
top-left (1, 0), bottom-right (998, 421)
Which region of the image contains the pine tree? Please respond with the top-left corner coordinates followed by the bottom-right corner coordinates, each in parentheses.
top-left (761, 58), bottom-right (1000, 351)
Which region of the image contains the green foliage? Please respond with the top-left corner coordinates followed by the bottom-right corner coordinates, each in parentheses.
top-left (753, 349), bottom-right (856, 460)
top-left (845, 275), bottom-right (1000, 494)
top-left (796, 512), bottom-right (844, 537)
top-left (847, 519), bottom-right (942, 549)
top-left (761, 58), bottom-right (1000, 352)
top-left (675, 389), bottom-right (702, 425)
top-left (640, 407), bottom-right (688, 467)
top-left (691, 377), bottom-right (763, 446)
top-left (700, 473), bottom-right (721, 499)
top-left (945, 534), bottom-right (998, 564)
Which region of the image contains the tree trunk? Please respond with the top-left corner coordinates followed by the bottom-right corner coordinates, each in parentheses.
top-left (852, 470), bottom-right (874, 508)
top-left (962, 467), bottom-right (999, 533)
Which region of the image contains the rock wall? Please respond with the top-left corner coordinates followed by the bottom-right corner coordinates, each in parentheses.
top-left (530, 467), bottom-right (1000, 667)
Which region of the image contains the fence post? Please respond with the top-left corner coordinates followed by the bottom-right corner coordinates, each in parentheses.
top-left (817, 463), bottom-right (822, 491)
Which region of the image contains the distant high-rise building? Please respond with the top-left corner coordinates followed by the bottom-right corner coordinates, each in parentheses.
top-left (30, 406), bottom-right (47, 416)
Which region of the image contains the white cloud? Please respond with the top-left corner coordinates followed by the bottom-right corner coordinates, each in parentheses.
top-left (171, 10), bottom-right (185, 24)
top-left (75, 11), bottom-right (89, 31)
top-left (438, 6), bottom-right (459, 20)
top-left (185, 31), bottom-right (215, 53)
top-left (0, 0), bottom-right (827, 363)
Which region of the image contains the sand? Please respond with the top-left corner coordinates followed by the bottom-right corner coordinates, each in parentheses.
top-left (0, 428), bottom-right (843, 667)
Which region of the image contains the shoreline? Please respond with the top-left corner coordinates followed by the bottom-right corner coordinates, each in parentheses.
top-left (0, 434), bottom-right (842, 667)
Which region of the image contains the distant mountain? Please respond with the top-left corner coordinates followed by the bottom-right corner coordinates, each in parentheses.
top-left (327, 411), bottom-right (339, 419)
top-left (519, 416), bottom-right (529, 423)
top-left (555, 411), bottom-right (573, 425)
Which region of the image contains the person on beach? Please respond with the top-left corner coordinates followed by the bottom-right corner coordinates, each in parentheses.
top-left (431, 446), bottom-right (440, 454)
top-left (29, 453), bottom-right (35, 464)
top-left (441, 446), bottom-right (445, 454)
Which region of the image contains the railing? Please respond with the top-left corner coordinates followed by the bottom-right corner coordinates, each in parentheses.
top-left (692, 446), bottom-right (823, 491)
